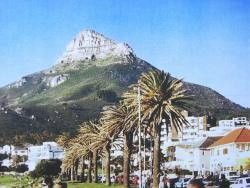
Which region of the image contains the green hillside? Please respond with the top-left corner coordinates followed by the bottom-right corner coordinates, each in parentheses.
top-left (0, 56), bottom-right (249, 145)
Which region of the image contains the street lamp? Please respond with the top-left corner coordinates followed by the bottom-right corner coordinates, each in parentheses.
top-left (143, 124), bottom-right (146, 172)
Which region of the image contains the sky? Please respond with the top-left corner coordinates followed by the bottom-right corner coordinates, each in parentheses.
top-left (0, 0), bottom-right (249, 107)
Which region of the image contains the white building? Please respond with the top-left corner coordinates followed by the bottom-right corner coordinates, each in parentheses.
top-left (11, 147), bottom-right (28, 156)
top-left (0, 145), bottom-right (28, 167)
top-left (164, 136), bottom-right (222, 176)
top-left (26, 142), bottom-right (64, 171)
top-left (161, 116), bottom-right (210, 154)
top-left (208, 117), bottom-right (250, 137)
top-left (181, 116), bottom-right (209, 142)
top-left (164, 140), bottom-right (203, 173)
top-left (209, 127), bottom-right (250, 174)
top-left (0, 145), bottom-right (15, 154)
top-left (198, 137), bottom-right (222, 175)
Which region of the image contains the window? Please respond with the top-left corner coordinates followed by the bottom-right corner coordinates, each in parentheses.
top-left (217, 150), bottom-right (220, 156)
top-left (229, 172), bottom-right (237, 176)
top-left (241, 144), bottom-right (246, 151)
top-left (223, 148), bottom-right (228, 155)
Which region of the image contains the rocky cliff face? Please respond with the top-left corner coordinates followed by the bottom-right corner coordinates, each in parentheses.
top-left (58, 29), bottom-right (135, 63)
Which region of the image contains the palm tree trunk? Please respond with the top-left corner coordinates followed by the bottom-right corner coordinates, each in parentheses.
top-left (70, 166), bottom-right (74, 181)
top-left (153, 125), bottom-right (161, 188)
top-left (81, 157), bottom-right (85, 182)
top-left (74, 159), bottom-right (79, 181)
top-left (87, 152), bottom-right (93, 183)
top-left (93, 149), bottom-right (98, 183)
top-left (123, 132), bottom-right (133, 188)
top-left (104, 144), bottom-right (111, 186)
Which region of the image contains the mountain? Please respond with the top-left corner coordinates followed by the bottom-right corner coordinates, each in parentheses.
top-left (0, 29), bottom-right (249, 145)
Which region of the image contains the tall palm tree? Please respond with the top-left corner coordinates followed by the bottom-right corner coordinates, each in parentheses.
top-left (62, 123), bottom-right (99, 183)
top-left (62, 142), bottom-right (82, 181)
top-left (80, 120), bottom-right (117, 186)
top-left (78, 121), bottom-right (101, 183)
top-left (57, 133), bottom-right (78, 181)
top-left (101, 104), bottom-right (137, 188)
top-left (124, 70), bottom-right (191, 188)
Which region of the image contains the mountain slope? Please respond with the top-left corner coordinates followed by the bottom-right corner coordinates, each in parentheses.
top-left (0, 29), bottom-right (249, 145)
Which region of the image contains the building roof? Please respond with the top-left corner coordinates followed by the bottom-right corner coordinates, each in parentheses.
top-left (210, 127), bottom-right (250, 147)
top-left (199, 136), bottom-right (222, 149)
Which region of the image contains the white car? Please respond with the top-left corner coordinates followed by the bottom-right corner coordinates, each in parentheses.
top-left (230, 177), bottom-right (250, 188)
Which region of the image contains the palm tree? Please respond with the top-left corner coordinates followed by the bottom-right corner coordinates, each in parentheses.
top-left (101, 104), bottom-right (137, 188)
top-left (79, 120), bottom-right (117, 186)
top-left (77, 121), bottom-right (101, 183)
top-left (62, 123), bottom-right (98, 182)
top-left (62, 142), bottom-right (82, 181)
top-left (57, 133), bottom-right (78, 181)
top-left (56, 132), bottom-right (72, 150)
top-left (123, 70), bottom-right (191, 188)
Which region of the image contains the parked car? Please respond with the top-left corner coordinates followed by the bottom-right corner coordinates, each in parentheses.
top-left (101, 176), bottom-right (106, 183)
top-left (175, 178), bottom-right (190, 188)
top-left (221, 171), bottom-right (240, 183)
top-left (230, 177), bottom-right (250, 188)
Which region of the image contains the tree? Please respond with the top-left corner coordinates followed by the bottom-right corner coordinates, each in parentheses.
top-left (236, 158), bottom-right (250, 170)
top-left (62, 121), bottom-right (103, 183)
top-left (14, 164), bottom-right (29, 173)
top-left (124, 70), bottom-right (190, 188)
top-left (62, 136), bottom-right (92, 182)
top-left (56, 132), bottom-right (72, 149)
top-left (11, 155), bottom-right (26, 168)
top-left (101, 104), bottom-right (137, 188)
top-left (78, 121), bottom-right (101, 183)
top-left (30, 159), bottom-right (62, 178)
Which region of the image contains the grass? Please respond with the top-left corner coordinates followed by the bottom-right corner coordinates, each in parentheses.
top-left (0, 175), bottom-right (30, 187)
top-left (0, 176), bottom-right (129, 188)
top-left (0, 176), bottom-right (15, 185)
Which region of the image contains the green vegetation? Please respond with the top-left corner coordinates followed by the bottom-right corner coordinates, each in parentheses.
top-left (59, 70), bottom-right (191, 188)
top-left (0, 176), bottom-right (15, 185)
top-left (30, 159), bottom-right (62, 178)
top-left (0, 176), bottom-right (30, 187)
top-left (0, 176), bottom-right (126, 188)
top-left (0, 56), bottom-right (249, 146)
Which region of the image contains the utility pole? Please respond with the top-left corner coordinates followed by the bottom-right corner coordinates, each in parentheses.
top-left (138, 85), bottom-right (142, 188)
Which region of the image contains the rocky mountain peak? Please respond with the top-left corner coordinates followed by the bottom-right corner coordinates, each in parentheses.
top-left (58, 29), bottom-right (135, 63)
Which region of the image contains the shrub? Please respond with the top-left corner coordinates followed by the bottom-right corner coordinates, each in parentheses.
top-left (97, 89), bottom-right (118, 102)
top-left (14, 164), bottom-right (29, 173)
top-left (30, 159), bottom-right (62, 178)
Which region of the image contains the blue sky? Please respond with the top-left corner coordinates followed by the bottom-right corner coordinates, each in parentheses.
top-left (0, 0), bottom-right (249, 107)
